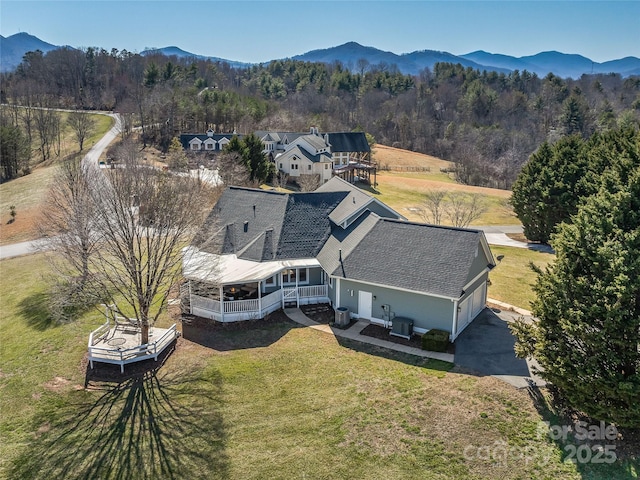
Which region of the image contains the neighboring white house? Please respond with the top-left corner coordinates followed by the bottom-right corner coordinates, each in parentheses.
top-left (181, 127), bottom-right (374, 184)
top-left (273, 134), bottom-right (334, 183)
top-left (180, 129), bottom-right (236, 152)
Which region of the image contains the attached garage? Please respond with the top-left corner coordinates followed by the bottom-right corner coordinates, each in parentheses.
top-left (454, 281), bottom-right (487, 340)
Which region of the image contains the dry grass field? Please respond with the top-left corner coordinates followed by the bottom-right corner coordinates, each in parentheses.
top-left (371, 145), bottom-right (518, 225)
top-left (0, 112), bottom-right (113, 245)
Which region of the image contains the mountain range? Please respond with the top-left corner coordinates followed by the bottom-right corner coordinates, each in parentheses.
top-left (1, 33), bottom-right (639, 78)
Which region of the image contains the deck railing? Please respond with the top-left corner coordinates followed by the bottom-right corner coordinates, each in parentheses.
top-left (89, 319), bottom-right (111, 346)
top-left (191, 295), bottom-right (220, 313)
top-left (189, 285), bottom-right (327, 322)
top-left (224, 298), bottom-right (259, 313)
top-left (88, 324), bottom-right (179, 373)
top-left (299, 284), bottom-right (328, 298)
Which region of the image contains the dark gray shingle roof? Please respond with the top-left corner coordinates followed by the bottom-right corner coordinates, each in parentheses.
top-left (325, 218), bottom-right (487, 299)
top-left (325, 132), bottom-right (370, 153)
top-left (194, 187), bottom-right (347, 261)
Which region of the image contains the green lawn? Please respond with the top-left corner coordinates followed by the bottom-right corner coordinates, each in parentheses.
top-left (1, 253), bottom-right (636, 479)
top-left (488, 246), bottom-right (555, 311)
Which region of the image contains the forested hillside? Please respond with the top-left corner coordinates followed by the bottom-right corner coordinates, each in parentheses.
top-left (2, 47), bottom-right (639, 187)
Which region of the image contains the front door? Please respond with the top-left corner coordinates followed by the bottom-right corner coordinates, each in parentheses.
top-left (358, 291), bottom-right (373, 319)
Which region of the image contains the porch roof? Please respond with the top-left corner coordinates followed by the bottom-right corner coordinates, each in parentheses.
top-left (183, 246), bottom-right (321, 284)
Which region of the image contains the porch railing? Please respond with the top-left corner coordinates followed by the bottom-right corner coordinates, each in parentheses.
top-left (299, 284), bottom-right (328, 298)
top-left (224, 298), bottom-right (259, 313)
top-left (189, 285), bottom-right (328, 321)
top-left (191, 295), bottom-right (220, 313)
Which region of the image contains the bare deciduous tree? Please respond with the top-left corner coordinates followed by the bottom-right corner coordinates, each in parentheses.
top-left (272, 171), bottom-right (289, 190)
top-left (66, 111), bottom-right (96, 151)
top-left (87, 142), bottom-right (213, 344)
top-left (419, 190), bottom-right (447, 225)
top-left (33, 107), bottom-right (60, 162)
top-left (38, 156), bottom-right (101, 321)
top-left (297, 174), bottom-right (321, 192)
top-left (43, 140), bottom-right (216, 342)
top-left (444, 192), bottom-right (487, 228)
top-left (217, 151), bottom-right (254, 187)
top-left (419, 190), bottom-right (487, 228)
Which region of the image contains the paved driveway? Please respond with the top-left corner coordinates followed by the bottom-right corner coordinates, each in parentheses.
top-left (454, 308), bottom-right (545, 388)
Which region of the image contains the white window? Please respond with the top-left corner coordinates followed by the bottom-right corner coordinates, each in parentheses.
top-left (282, 268), bottom-right (308, 285)
top-left (191, 144), bottom-right (200, 150)
top-left (308, 165), bottom-right (312, 170)
top-left (279, 163), bottom-right (283, 169)
top-left (324, 164), bottom-right (328, 169)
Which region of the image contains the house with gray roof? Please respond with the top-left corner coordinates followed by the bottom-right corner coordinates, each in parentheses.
top-left (181, 126), bottom-right (374, 184)
top-left (183, 177), bottom-right (495, 340)
top-left (180, 129), bottom-right (238, 152)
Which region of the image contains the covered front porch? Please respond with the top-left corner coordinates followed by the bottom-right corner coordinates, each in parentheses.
top-left (183, 249), bottom-right (330, 322)
top-left (188, 281), bottom-right (329, 322)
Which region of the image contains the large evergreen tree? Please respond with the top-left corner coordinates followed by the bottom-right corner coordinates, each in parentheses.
top-left (511, 136), bottom-right (591, 243)
top-left (512, 133), bottom-right (640, 427)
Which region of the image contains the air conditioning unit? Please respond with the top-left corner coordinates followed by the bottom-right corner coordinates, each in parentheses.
top-left (335, 307), bottom-right (350, 326)
top-left (390, 316), bottom-right (413, 339)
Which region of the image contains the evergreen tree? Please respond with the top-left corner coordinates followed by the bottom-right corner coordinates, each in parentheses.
top-left (512, 165), bottom-right (640, 427)
top-left (511, 136), bottom-right (591, 243)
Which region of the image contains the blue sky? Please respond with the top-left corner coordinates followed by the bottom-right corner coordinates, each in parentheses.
top-left (1, 1), bottom-right (638, 63)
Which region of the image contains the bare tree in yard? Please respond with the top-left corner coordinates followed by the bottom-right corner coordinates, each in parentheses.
top-left (419, 190), bottom-right (447, 225)
top-left (38, 156), bottom-right (102, 321)
top-left (217, 151), bottom-right (254, 187)
top-left (88, 143), bottom-right (213, 344)
top-left (444, 192), bottom-right (487, 228)
top-left (66, 111), bottom-right (96, 151)
top-left (420, 190), bottom-right (487, 228)
top-left (297, 174), bottom-right (321, 192)
top-left (272, 171), bottom-right (289, 190)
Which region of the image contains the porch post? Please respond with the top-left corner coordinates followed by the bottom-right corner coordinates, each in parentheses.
top-left (219, 285), bottom-right (224, 322)
top-left (258, 281), bottom-right (263, 317)
top-left (188, 280), bottom-right (193, 315)
top-left (281, 272), bottom-right (285, 309)
top-left (295, 268), bottom-right (299, 308)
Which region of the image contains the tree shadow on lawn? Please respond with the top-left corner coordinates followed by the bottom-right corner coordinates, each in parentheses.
top-left (181, 311), bottom-right (299, 352)
top-left (17, 291), bottom-right (57, 331)
top-left (525, 385), bottom-right (640, 479)
top-left (9, 346), bottom-right (230, 480)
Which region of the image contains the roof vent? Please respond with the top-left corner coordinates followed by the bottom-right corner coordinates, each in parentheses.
top-left (243, 221), bottom-right (249, 232)
top-left (352, 196), bottom-right (356, 204)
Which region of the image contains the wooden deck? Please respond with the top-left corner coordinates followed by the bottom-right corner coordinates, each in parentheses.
top-left (88, 321), bottom-right (179, 373)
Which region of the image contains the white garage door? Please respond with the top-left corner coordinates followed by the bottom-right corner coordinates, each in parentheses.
top-left (456, 282), bottom-right (487, 337)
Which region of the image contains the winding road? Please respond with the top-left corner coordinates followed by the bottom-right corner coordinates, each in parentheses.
top-left (0, 112), bottom-right (121, 260)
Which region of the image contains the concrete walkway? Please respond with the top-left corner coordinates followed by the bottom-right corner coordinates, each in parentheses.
top-left (284, 308), bottom-right (454, 363)
top-left (476, 225), bottom-right (554, 253)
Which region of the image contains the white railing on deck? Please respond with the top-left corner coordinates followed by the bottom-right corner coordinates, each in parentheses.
top-left (224, 298), bottom-right (259, 313)
top-left (89, 319), bottom-right (111, 346)
top-left (189, 285), bottom-right (328, 320)
top-left (262, 290), bottom-right (281, 310)
top-left (191, 294), bottom-right (220, 313)
top-left (298, 284), bottom-right (328, 298)
top-left (88, 324), bottom-right (179, 372)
